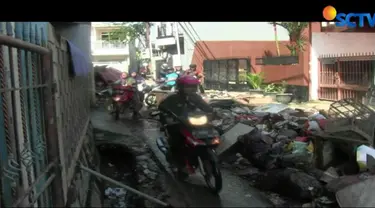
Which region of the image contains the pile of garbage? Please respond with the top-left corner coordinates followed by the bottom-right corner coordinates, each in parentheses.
top-left (205, 90), bottom-right (232, 99)
top-left (213, 100), bottom-right (375, 207)
top-left (104, 187), bottom-right (129, 207)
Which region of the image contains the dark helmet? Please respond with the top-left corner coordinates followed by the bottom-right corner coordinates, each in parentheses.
top-left (176, 75), bottom-right (200, 95)
top-left (167, 67), bottom-right (174, 73)
top-left (189, 64), bottom-right (197, 69)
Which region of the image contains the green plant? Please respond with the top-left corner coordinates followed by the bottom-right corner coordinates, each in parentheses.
top-left (278, 80), bottom-right (288, 93)
top-left (271, 22), bottom-right (308, 56)
top-left (246, 73), bottom-right (264, 89)
top-left (264, 83), bottom-right (279, 93)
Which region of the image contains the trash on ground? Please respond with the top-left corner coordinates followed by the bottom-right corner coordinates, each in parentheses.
top-left (212, 98), bottom-right (375, 207)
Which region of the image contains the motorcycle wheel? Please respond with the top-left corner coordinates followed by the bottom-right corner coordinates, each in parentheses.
top-left (113, 103), bottom-right (120, 120)
top-left (106, 99), bottom-right (113, 113)
top-left (145, 93), bottom-right (157, 107)
top-left (199, 149), bottom-right (222, 194)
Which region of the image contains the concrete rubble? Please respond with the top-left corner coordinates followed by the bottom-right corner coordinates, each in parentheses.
top-left (211, 99), bottom-right (375, 207)
top-left (104, 187), bottom-right (128, 207)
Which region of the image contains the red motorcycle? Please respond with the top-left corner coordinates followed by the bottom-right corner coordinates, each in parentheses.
top-left (151, 103), bottom-right (223, 194)
top-left (110, 84), bottom-right (135, 120)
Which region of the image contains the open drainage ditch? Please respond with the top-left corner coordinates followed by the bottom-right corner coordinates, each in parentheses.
top-left (98, 143), bottom-right (144, 208)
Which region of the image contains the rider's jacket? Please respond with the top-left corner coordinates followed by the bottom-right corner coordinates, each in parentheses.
top-left (158, 92), bottom-right (213, 119)
top-left (165, 72), bottom-right (178, 86)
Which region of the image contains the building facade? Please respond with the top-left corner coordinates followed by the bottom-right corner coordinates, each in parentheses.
top-left (151, 22), bottom-right (290, 68)
top-left (91, 22), bottom-right (129, 71)
top-left (310, 22), bottom-right (375, 101)
top-left (149, 22), bottom-right (375, 102)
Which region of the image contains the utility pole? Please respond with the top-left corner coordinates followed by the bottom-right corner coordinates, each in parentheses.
top-left (145, 22), bottom-right (155, 78)
top-left (174, 22), bottom-right (182, 69)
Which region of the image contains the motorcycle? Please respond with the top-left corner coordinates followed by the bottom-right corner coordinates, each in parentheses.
top-left (144, 79), bottom-right (176, 107)
top-left (110, 84), bottom-right (136, 120)
top-left (95, 88), bottom-right (112, 106)
top-left (150, 103), bottom-right (223, 194)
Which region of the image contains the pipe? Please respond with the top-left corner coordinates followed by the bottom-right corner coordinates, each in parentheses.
top-left (79, 164), bottom-right (169, 207)
top-left (12, 160), bottom-right (58, 207)
top-left (0, 84), bottom-right (48, 93)
top-left (0, 34), bottom-right (50, 55)
top-left (27, 174), bottom-right (56, 207)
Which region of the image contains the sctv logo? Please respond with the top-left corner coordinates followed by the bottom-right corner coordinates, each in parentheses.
top-left (323, 6), bottom-right (375, 28)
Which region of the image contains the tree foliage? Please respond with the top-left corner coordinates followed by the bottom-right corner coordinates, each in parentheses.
top-left (269, 22), bottom-right (308, 56)
top-left (108, 22), bottom-right (153, 59)
top-left (108, 22), bottom-right (150, 43)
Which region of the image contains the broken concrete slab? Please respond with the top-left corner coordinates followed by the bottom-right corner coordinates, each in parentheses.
top-left (320, 167), bottom-right (339, 183)
top-left (216, 123), bottom-right (255, 157)
top-left (336, 175), bottom-right (375, 207)
top-left (253, 103), bottom-right (290, 114)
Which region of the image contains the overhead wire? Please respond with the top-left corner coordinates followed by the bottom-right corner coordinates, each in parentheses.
top-left (186, 22), bottom-right (216, 60)
top-left (180, 22), bottom-right (210, 60)
top-left (178, 22), bottom-right (209, 66)
top-left (178, 22), bottom-right (209, 60)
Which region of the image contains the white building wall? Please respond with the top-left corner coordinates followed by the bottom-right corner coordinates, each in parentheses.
top-left (90, 22), bottom-right (129, 70)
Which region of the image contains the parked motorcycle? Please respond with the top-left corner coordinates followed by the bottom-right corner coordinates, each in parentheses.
top-left (144, 79), bottom-right (175, 107)
top-left (150, 103), bottom-right (223, 194)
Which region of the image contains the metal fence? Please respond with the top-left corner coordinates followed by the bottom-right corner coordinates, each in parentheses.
top-left (0, 22), bottom-right (93, 207)
top-left (0, 22), bottom-right (62, 207)
top-left (319, 54), bottom-right (375, 102)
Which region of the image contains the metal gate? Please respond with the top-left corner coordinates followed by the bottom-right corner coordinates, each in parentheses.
top-left (318, 55), bottom-right (375, 102)
top-left (0, 22), bottom-right (62, 207)
top-left (204, 58), bottom-right (250, 91)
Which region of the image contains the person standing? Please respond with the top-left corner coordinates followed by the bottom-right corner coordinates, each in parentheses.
top-left (186, 64), bottom-right (205, 94)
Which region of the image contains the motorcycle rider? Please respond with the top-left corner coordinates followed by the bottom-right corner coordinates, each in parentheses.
top-left (164, 67), bottom-right (179, 91)
top-left (185, 64), bottom-right (205, 94)
top-left (159, 63), bottom-right (169, 78)
top-left (131, 71), bottom-right (145, 84)
top-left (175, 66), bottom-right (183, 76)
top-left (112, 72), bottom-right (130, 86)
top-left (158, 75), bottom-right (214, 173)
top-left (128, 72), bottom-right (143, 117)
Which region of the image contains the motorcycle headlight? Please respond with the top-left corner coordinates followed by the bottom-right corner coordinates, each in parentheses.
top-left (188, 115), bottom-right (208, 126)
top-left (114, 96), bottom-right (121, 101)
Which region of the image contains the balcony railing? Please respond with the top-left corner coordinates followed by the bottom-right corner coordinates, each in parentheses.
top-left (92, 40), bottom-right (127, 50)
top-left (93, 61), bottom-right (124, 65)
top-left (91, 40), bottom-right (129, 55)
